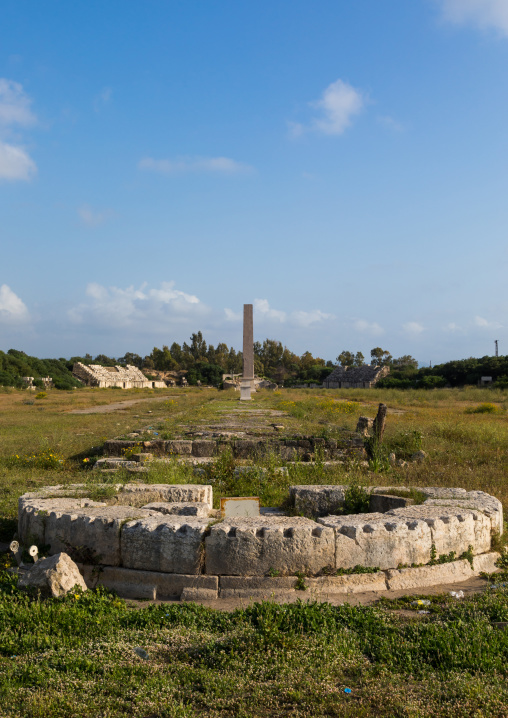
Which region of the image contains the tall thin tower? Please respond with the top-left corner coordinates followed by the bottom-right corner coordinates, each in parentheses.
top-left (495, 340), bottom-right (499, 357)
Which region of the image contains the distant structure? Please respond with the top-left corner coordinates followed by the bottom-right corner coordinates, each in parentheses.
top-left (241, 303), bottom-right (254, 400)
top-left (495, 340), bottom-right (499, 357)
top-left (323, 365), bottom-right (389, 389)
top-left (21, 376), bottom-right (54, 390)
top-left (72, 363), bottom-right (166, 389)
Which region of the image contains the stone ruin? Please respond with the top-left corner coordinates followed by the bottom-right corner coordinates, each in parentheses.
top-left (17, 483), bottom-right (502, 601)
top-left (323, 364), bottom-right (390, 389)
top-left (72, 362), bottom-right (166, 389)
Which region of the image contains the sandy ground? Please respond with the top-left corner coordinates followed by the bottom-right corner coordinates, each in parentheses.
top-left (66, 395), bottom-right (179, 414)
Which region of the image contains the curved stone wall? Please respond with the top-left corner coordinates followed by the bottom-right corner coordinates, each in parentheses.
top-left (18, 483), bottom-right (502, 592)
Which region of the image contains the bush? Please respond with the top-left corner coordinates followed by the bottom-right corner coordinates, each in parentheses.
top-left (465, 403), bottom-right (501, 414)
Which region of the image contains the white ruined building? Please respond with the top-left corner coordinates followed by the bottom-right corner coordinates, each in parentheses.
top-left (72, 363), bottom-right (166, 389)
top-left (323, 364), bottom-right (389, 389)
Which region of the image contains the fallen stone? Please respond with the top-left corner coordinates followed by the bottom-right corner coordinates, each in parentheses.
top-left (117, 483), bottom-right (213, 510)
top-left (18, 552), bottom-right (87, 597)
top-left (289, 485), bottom-right (346, 516)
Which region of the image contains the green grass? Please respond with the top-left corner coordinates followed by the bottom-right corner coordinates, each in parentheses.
top-left (1, 568), bottom-right (508, 717)
top-left (2, 385), bottom-right (508, 715)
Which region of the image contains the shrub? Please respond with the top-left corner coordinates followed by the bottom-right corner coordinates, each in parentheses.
top-left (465, 403), bottom-right (501, 414)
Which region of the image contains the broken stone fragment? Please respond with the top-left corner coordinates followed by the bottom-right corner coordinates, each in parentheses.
top-left (18, 552), bottom-right (87, 597)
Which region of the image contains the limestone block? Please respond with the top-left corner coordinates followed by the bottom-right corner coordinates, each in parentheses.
top-left (387, 505), bottom-right (491, 556)
top-left (386, 559), bottom-right (473, 591)
top-left (306, 572), bottom-right (387, 595)
top-left (141, 502), bottom-right (210, 518)
top-left (165, 440), bottom-right (192, 456)
top-left (289, 485), bottom-right (346, 516)
top-left (117, 483), bottom-right (213, 509)
top-left (369, 494), bottom-right (415, 513)
top-left (318, 513), bottom-right (433, 570)
top-left (18, 497), bottom-right (107, 546)
top-left (121, 517), bottom-right (210, 574)
top-left (219, 575), bottom-right (298, 598)
top-left (142, 440), bottom-right (166, 455)
top-left (232, 440), bottom-right (262, 459)
top-left (18, 552), bottom-right (88, 597)
top-left (45, 505), bottom-right (154, 565)
top-left (205, 517), bottom-right (335, 576)
top-left (82, 565), bottom-right (218, 598)
top-left (424, 491), bottom-right (503, 535)
top-left (472, 551), bottom-right (501, 574)
top-left (181, 587), bottom-right (218, 601)
top-left (103, 440), bottom-right (139, 457)
top-left (191, 440), bottom-right (215, 458)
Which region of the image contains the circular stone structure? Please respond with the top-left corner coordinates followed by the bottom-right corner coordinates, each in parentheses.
top-left (17, 483), bottom-right (503, 601)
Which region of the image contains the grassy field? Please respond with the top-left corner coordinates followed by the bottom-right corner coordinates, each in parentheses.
top-left (1, 385), bottom-right (508, 717)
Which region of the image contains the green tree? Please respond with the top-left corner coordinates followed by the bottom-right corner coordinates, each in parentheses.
top-left (337, 351), bottom-right (354, 366)
top-left (370, 347), bottom-right (392, 366)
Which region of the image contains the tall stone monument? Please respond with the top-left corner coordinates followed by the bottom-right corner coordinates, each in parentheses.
top-left (241, 303), bottom-right (254, 401)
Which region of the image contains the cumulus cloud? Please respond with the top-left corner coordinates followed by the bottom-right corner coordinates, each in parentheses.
top-left (138, 156), bottom-right (253, 175)
top-left (0, 284), bottom-right (30, 323)
top-left (439, 0), bottom-right (508, 37)
top-left (291, 309), bottom-right (334, 327)
top-left (475, 315), bottom-right (502, 329)
top-left (78, 204), bottom-right (114, 227)
top-left (254, 299), bottom-right (287, 322)
top-left (0, 141), bottom-right (36, 180)
top-left (290, 79), bottom-right (366, 137)
top-left (68, 281), bottom-right (208, 330)
top-left (0, 78), bottom-right (37, 181)
top-left (403, 321), bottom-right (425, 335)
top-left (354, 319), bottom-right (384, 336)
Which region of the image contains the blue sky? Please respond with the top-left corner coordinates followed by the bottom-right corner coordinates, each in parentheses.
top-left (1, 0), bottom-right (508, 365)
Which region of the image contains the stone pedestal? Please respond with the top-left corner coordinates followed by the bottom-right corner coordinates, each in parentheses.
top-left (240, 378), bottom-right (252, 401)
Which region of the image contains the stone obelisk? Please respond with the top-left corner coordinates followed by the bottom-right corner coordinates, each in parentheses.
top-left (240, 303), bottom-right (254, 400)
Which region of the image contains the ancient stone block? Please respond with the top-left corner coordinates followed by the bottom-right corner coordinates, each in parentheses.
top-left (165, 440), bottom-right (192, 456)
top-left (45, 506), bottom-right (153, 565)
top-left (141, 502), bottom-right (210, 518)
top-left (318, 513), bottom-right (433, 570)
top-left (306, 572), bottom-right (387, 595)
top-left (289, 485), bottom-right (346, 516)
top-left (18, 497), bottom-right (107, 547)
top-left (423, 490), bottom-right (503, 535)
top-left (232, 440), bottom-right (261, 459)
top-left (117, 483), bottom-right (213, 510)
top-left (205, 517), bottom-right (334, 576)
top-left (121, 518), bottom-right (209, 574)
top-left (191, 440), bottom-right (215, 457)
top-left (385, 559), bottom-right (473, 591)
top-left (103, 440), bottom-right (138, 457)
top-left (387, 505), bottom-right (491, 556)
top-left (369, 494), bottom-right (415, 513)
top-left (82, 565), bottom-right (217, 599)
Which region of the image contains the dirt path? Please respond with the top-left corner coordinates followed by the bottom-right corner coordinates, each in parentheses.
top-left (66, 395), bottom-right (179, 415)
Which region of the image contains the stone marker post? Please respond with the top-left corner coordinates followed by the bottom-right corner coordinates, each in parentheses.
top-left (241, 303), bottom-right (254, 401)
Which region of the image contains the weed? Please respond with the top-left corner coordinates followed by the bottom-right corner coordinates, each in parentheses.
top-left (294, 572), bottom-right (307, 590)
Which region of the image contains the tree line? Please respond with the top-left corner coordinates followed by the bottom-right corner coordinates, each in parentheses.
top-left (1, 336), bottom-right (508, 389)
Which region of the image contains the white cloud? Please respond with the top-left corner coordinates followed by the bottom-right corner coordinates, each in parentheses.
top-left (0, 141), bottom-right (36, 180)
top-left (224, 308), bottom-right (242, 322)
top-left (93, 87), bottom-right (112, 112)
top-left (254, 299), bottom-right (287, 322)
top-left (445, 322), bottom-right (461, 332)
top-left (78, 204), bottom-right (114, 227)
top-left (291, 79), bottom-right (366, 137)
top-left (291, 309), bottom-right (334, 327)
top-left (403, 321), bottom-right (425, 335)
top-left (439, 0), bottom-right (508, 37)
top-left (0, 79), bottom-right (37, 181)
top-left (0, 79), bottom-right (36, 127)
top-left (138, 156), bottom-right (253, 175)
top-left (68, 281), bottom-right (208, 330)
top-left (378, 115), bottom-right (404, 132)
top-left (354, 319), bottom-right (384, 336)
top-left (0, 284), bottom-right (30, 323)
top-left (475, 315), bottom-right (502, 329)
